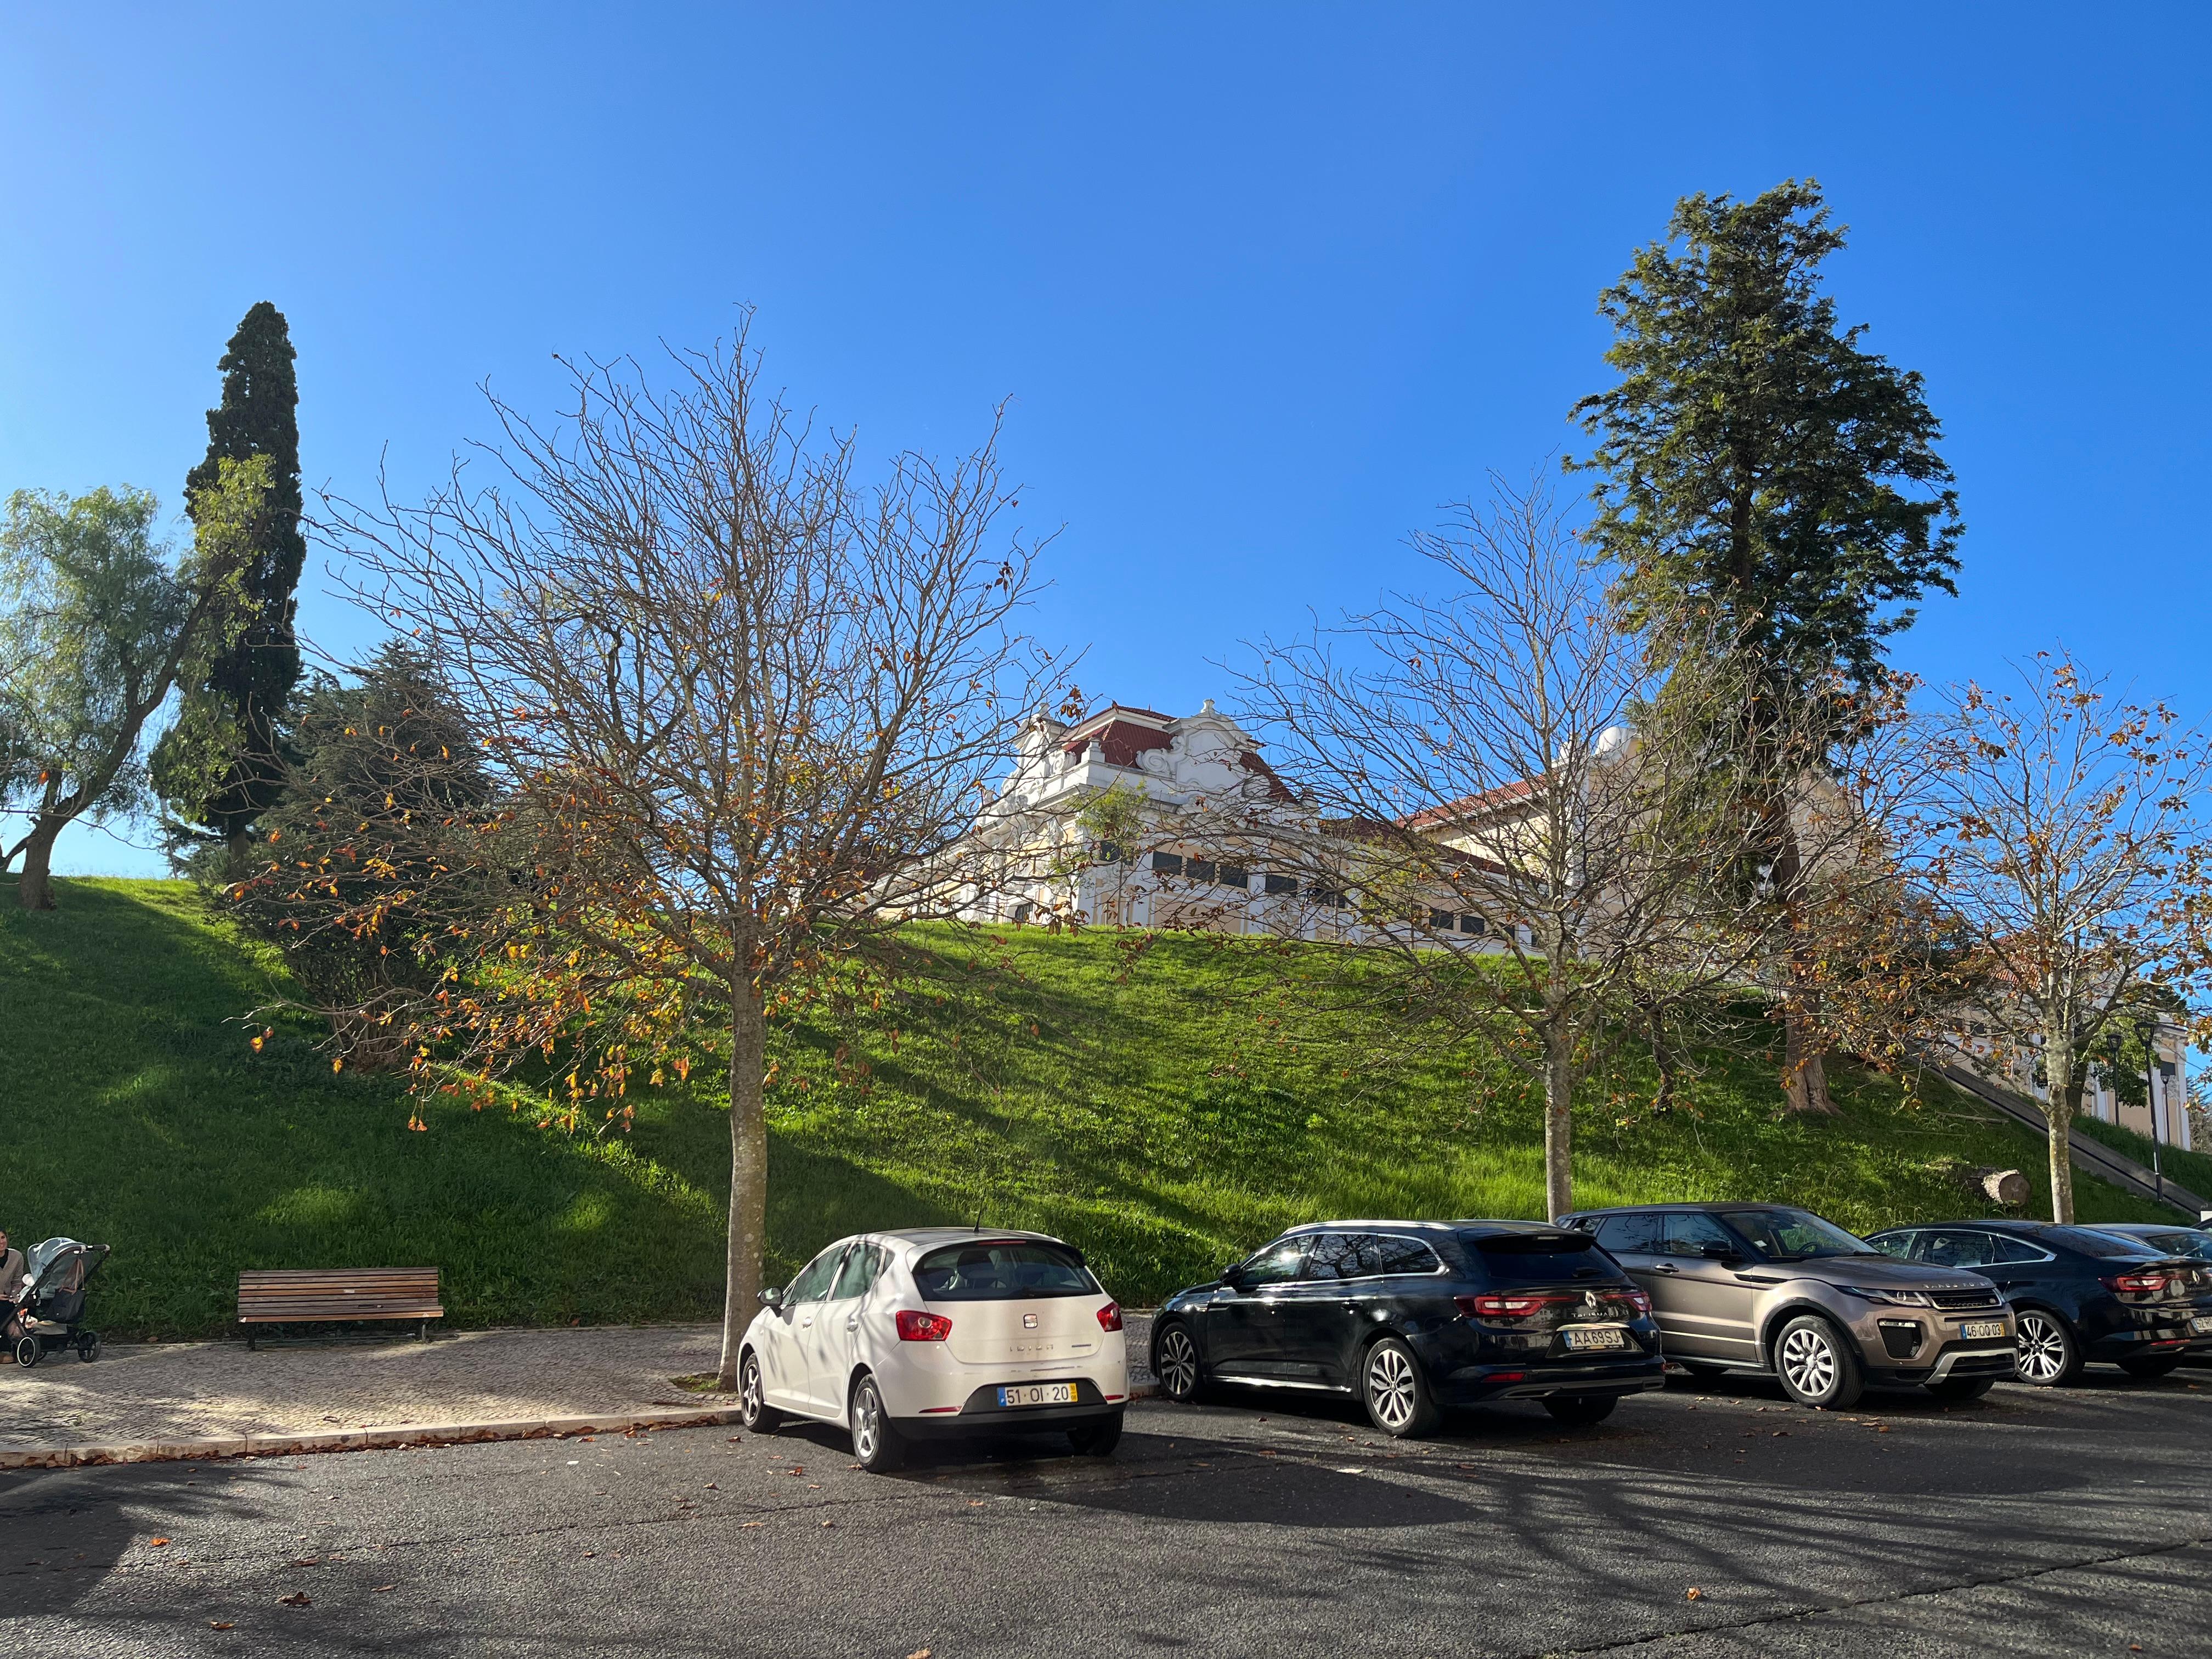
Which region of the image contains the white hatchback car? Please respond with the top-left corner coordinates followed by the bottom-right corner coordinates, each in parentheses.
top-left (736, 1228), bottom-right (1131, 1471)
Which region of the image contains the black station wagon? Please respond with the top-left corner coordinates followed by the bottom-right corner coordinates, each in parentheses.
top-left (1149, 1219), bottom-right (1664, 1436)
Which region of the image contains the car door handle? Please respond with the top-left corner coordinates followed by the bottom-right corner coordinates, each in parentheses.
top-left (1650, 1263), bottom-right (1680, 1274)
top-left (800, 1315), bottom-right (815, 1328)
top-left (846, 1318), bottom-right (860, 1331)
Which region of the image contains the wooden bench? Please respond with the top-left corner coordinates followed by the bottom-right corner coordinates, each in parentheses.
top-left (238, 1268), bottom-right (443, 1348)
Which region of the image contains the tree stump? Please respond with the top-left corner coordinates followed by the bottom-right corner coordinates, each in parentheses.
top-left (1970, 1166), bottom-right (2030, 1208)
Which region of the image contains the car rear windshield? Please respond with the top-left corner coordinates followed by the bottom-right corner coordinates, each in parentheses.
top-left (2046, 1226), bottom-right (2159, 1260)
top-left (1470, 1232), bottom-right (1610, 1283)
top-left (912, 1240), bottom-right (1098, 1301)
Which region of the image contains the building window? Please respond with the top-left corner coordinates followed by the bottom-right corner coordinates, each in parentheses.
top-left (1218, 865), bottom-right (1249, 890)
top-left (1263, 872), bottom-right (1297, 896)
top-left (1186, 858), bottom-right (1217, 884)
top-left (1150, 851), bottom-right (1184, 877)
top-left (1308, 882), bottom-right (1347, 909)
top-left (1458, 913), bottom-right (1486, 935)
top-left (1428, 908), bottom-right (1453, 930)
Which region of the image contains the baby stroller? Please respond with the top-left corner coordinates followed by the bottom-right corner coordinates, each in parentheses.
top-left (11, 1239), bottom-right (109, 1367)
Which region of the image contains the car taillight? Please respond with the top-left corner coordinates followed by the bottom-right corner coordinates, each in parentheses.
top-left (2105, 1273), bottom-right (2170, 1295)
top-left (1458, 1293), bottom-right (1555, 1318)
top-left (1620, 1288), bottom-right (1652, 1315)
top-left (1096, 1301), bottom-right (1124, 1333)
top-left (895, 1310), bottom-right (953, 1341)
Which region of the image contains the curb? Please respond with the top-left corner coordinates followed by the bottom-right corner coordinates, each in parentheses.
top-left (0, 1407), bottom-right (742, 1472)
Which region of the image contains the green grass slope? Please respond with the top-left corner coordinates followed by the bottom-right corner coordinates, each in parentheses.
top-left (0, 876), bottom-right (2183, 1339)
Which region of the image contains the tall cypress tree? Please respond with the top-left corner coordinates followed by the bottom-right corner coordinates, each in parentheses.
top-left (153, 302), bottom-right (307, 865)
top-left (1570, 180), bottom-right (1961, 1113)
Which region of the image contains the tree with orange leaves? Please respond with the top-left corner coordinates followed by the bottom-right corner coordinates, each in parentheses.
top-left (260, 321), bottom-right (1056, 1384)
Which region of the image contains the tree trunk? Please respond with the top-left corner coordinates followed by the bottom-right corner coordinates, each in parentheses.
top-left (1781, 1002), bottom-right (1833, 1116)
top-left (223, 823), bottom-right (254, 883)
top-left (716, 976), bottom-right (770, 1388)
top-left (2043, 1030), bottom-right (2079, 1224)
top-left (15, 819), bottom-right (61, 911)
top-left (1542, 1035), bottom-right (1575, 1221)
top-left (1771, 823), bottom-right (1835, 1115)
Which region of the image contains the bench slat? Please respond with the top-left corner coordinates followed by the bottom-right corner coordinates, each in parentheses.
top-left (236, 1267), bottom-right (443, 1330)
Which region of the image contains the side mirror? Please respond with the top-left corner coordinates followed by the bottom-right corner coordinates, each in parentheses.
top-left (1218, 1263), bottom-right (1248, 1290)
top-left (1700, 1242), bottom-right (1744, 1263)
top-left (757, 1286), bottom-right (783, 1310)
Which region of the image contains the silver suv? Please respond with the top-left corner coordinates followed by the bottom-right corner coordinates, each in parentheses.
top-left (1556, 1203), bottom-right (2017, 1408)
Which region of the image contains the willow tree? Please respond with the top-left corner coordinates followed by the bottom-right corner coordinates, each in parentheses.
top-left (1571, 180), bottom-right (1961, 1113)
top-left (1, 462), bottom-right (266, 909)
top-left (288, 325), bottom-right (1052, 1383)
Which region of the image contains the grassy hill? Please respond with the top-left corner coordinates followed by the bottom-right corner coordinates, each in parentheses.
top-left (0, 876), bottom-right (2185, 1339)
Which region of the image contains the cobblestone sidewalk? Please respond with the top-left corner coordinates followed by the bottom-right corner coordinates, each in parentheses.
top-left (0, 1325), bottom-right (725, 1452)
top-left (0, 1317), bottom-right (1158, 1453)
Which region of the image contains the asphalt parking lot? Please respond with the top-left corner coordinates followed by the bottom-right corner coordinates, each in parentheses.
top-left (4, 1369), bottom-right (2209, 1658)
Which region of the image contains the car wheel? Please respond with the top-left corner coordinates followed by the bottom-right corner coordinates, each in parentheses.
top-left (74, 1331), bottom-right (100, 1363)
top-left (1361, 1336), bottom-right (1441, 1438)
top-left (2118, 1352), bottom-right (2183, 1381)
top-left (1153, 1322), bottom-right (1205, 1403)
top-left (1773, 1315), bottom-right (1864, 1408)
top-left (737, 1348), bottom-right (782, 1432)
top-left (849, 1373), bottom-right (905, 1472)
top-left (1068, 1409), bottom-right (1124, 1457)
top-left (2013, 1310), bottom-right (2083, 1386)
top-left (1925, 1374), bottom-right (1996, 1402)
top-left (13, 1335), bottom-right (38, 1369)
top-left (1542, 1394), bottom-right (1618, 1426)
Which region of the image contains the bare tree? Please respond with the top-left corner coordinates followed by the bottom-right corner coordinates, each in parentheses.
top-left (278, 324), bottom-right (1053, 1384)
top-left (1235, 472), bottom-right (1787, 1217)
top-left (1912, 651), bottom-right (2212, 1222)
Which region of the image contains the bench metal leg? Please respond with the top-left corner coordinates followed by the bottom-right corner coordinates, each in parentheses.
top-left (246, 1331), bottom-right (256, 1351)
top-left (419, 1320), bottom-right (429, 1342)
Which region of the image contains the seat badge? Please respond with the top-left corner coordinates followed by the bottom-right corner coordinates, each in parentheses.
top-left (1023, 1312), bottom-right (1039, 1329)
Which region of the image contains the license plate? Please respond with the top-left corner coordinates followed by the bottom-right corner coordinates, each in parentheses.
top-left (2192, 1315), bottom-right (2212, 1335)
top-left (1962, 1321), bottom-right (2006, 1341)
top-left (1563, 1326), bottom-right (1627, 1351)
top-left (996, 1383), bottom-right (1076, 1407)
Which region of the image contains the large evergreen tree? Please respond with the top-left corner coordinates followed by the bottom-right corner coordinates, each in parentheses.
top-left (1570, 180), bottom-right (1961, 1113)
top-left (152, 301), bottom-right (307, 866)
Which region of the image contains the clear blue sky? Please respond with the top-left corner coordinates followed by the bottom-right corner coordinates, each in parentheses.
top-left (5, 4), bottom-right (2207, 877)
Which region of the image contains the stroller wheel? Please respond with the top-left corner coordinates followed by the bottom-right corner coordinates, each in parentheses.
top-left (76, 1331), bottom-right (102, 1363)
top-left (13, 1334), bottom-right (40, 1369)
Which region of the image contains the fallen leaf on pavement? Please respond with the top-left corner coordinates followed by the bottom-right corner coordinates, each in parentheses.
top-left (210, 1622), bottom-right (234, 1630)
top-left (289, 1558), bottom-right (319, 1567)
top-left (148, 1538), bottom-right (171, 1548)
top-left (820, 1520), bottom-right (835, 1529)
top-left (373, 1585), bottom-right (395, 1593)
top-left (741, 1522), bottom-right (765, 1529)
top-left (909, 1650), bottom-right (933, 1658)
top-left (278, 1592), bottom-right (313, 1607)
top-left (1685, 1588), bottom-right (1703, 1601)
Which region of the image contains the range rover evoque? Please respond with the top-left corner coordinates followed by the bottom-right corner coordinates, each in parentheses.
top-left (1557, 1203), bottom-right (2017, 1408)
top-left (1149, 1219), bottom-right (1666, 1436)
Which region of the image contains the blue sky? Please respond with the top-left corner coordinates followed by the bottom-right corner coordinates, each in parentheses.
top-left (4, 4), bottom-right (2208, 877)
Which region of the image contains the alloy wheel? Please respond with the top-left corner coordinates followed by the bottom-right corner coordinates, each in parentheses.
top-left (1779, 1325), bottom-right (1838, 1400)
top-left (1366, 1344), bottom-right (1418, 1431)
top-left (853, 1380), bottom-right (884, 1462)
top-left (1156, 1327), bottom-right (1200, 1398)
top-left (740, 1353), bottom-right (765, 1421)
top-left (2016, 1314), bottom-right (2069, 1384)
